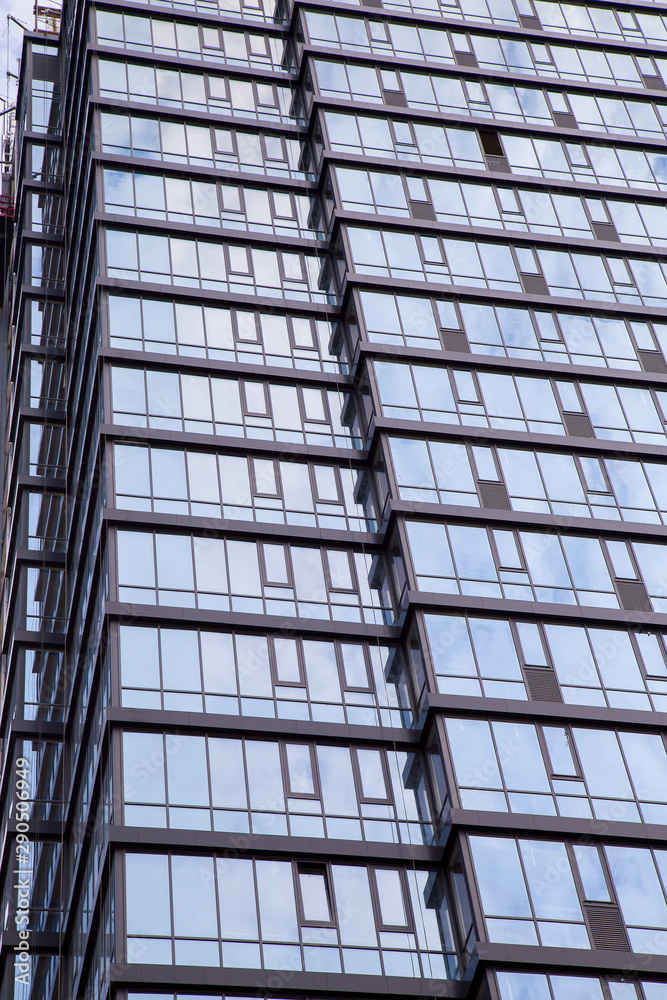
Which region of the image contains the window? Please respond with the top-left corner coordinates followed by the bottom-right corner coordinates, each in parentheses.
top-left (109, 365), bottom-right (359, 446)
top-left (123, 853), bottom-right (459, 976)
top-left (470, 836), bottom-right (667, 957)
top-left (355, 287), bottom-right (667, 371)
top-left (117, 624), bottom-right (412, 724)
top-left (386, 435), bottom-right (667, 525)
top-left (374, 358), bottom-right (667, 444)
top-left (444, 716), bottom-right (667, 823)
top-left (422, 611), bottom-right (667, 711)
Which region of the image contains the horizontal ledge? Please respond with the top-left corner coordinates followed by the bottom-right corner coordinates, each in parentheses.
top-left (107, 705), bottom-right (417, 744)
top-left (108, 825), bottom-right (439, 861)
top-left (107, 962), bottom-right (467, 996)
top-left (403, 589), bottom-right (667, 628)
top-left (104, 601), bottom-right (400, 639)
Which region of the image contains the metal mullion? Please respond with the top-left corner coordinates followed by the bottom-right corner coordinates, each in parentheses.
top-left (116, 721), bottom-right (133, 826)
top-left (140, 439), bottom-right (157, 512)
top-left (157, 626), bottom-right (167, 709)
top-left (458, 832), bottom-right (492, 946)
top-left (393, 516), bottom-right (422, 596)
top-left (487, 968), bottom-right (506, 1000)
top-left (374, 435), bottom-right (403, 513)
top-left (211, 447), bottom-right (225, 515)
top-left (549, 525), bottom-right (582, 600)
top-left (178, 441), bottom-right (193, 515)
top-left (559, 726), bottom-right (597, 806)
top-left (113, 843), bottom-right (128, 965)
top-left (202, 734), bottom-right (215, 831)
top-left (642, 842), bottom-right (667, 923)
top-left (256, 857), bottom-right (287, 958)
top-left (412, 729), bottom-right (445, 832)
top-left (223, 535), bottom-right (234, 604)
top-left (106, 519), bottom-right (119, 602)
top-left (240, 737), bottom-right (253, 827)
top-left (155, 529), bottom-right (163, 605)
top-left (634, 456), bottom-right (665, 523)
top-left (166, 850), bottom-right (177, 962)
top-left (612, 725), bottom-right (646, 814)
top-left (486, 716), bottom-right (515, 811)
top-left (627, 630), bottom-right (659, 689)
top-left (192, 630), bottom-right (206, 710)
top-left (513, 836), bottom-right (543, 933)
top-left (416, 607), bottom-right (465, 694)
top-left (581, 627), bottom-right (612, 701)
top-left (613, 380), bottom-right (651, 441)
top-left (528, 446), bottom-right (561, 516)
top-left (657, 633), bottom-right (667, 673)
top-left (422, 436), bottom-right (444, 502)
top-left (434, 713), bottom-right (467, 813)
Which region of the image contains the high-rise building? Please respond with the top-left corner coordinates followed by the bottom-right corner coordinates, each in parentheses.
top-left (6, 0), bottom-right (667, 998)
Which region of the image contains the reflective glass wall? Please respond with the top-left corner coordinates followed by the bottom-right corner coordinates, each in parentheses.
top-left (4, 0), bottom-right (667, 998)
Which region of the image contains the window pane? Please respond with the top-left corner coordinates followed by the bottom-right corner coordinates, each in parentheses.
top-left (299, 872), bottom-right (331, 921)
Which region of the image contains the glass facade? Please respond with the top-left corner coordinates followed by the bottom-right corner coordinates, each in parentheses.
top-left (3, 0), bottom-right (667, 999)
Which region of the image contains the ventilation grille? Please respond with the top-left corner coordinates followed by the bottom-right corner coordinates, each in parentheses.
top-left (638, 349), bottom-right (667, 374)
top-left (520, 272), bottom-right (549, 296)
top-left (382, 89), bottom-right (407, 106)
top-left (455, 51), bottom-right (478, 67)
top-left (518, 13), bottom-right (541, 28)
top-left (584, 903), bottom-right (630, 952)
top-left (552, 111), bottom-right (577, 130)
top-left (34, 52), bottom-right (60, 82)
top-left (642, 74), bottom-right (666, 91)
top-left (478, 481), bottom-right (511, 510)
top-left (410, 200), bottom-right (436, 221)
top-left (485, 155), bottom-right (512, 173)
top-left (616, 580), bottom-right (651, 612)
top-left (562, 412), bottom-right (594, 438)
top-left (441, 331), bottom-right (469, 353)
top-left (524, 667), bottom-right (562, 703)
top-left (592, 221), bottom-right (619, 242)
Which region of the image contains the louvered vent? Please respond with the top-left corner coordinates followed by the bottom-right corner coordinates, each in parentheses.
top-left (524, 667), bottom-right (562, 703)
top-left (382, 89), bottom-right (407, 107)
top-left (520, 273), bottom-right (549, 296)
top-left (485, 155), bottom-right (512, 173)
top-left (441, 331), bottom-right (469, 353)
top-left (642, 74), bottom-right (666, 91)
top-left (478, 481), bottom-right (511, 510)
top-left (455, 51), bottom-right (478, 67)
top-left (615, 580), bottom-right (651, 612)
top-left (563, 412), bottom-right (594, 438)
top-left (638, 349), bottom-right (667, 374)
top-left (552, 111), bottom-right (577, 130)
top-left (409, 201), bottom-right (436, 221)
top-left (518, 13), bottom-right (541, 28)
top-left (584, 903), bottom-right (630, 952)
top-left (592, 221), bottom-right (619, 242)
